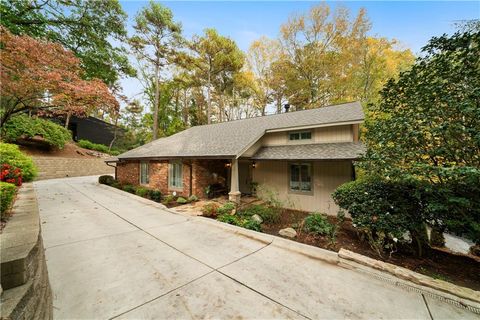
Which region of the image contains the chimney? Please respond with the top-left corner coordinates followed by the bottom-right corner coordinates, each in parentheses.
top-left (284, 104), bottom-right (290, 113)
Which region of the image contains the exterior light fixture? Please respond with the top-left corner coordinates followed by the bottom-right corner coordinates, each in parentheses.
top-left (252, 161), bottom-right (256, 168)
top-left (225, 162), bottom-right (231, 168)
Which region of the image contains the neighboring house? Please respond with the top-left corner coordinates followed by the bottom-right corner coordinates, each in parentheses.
top-left (108, 101), bottom-right (365, 215)
top-left (50, 115), bottom-right (124, 146)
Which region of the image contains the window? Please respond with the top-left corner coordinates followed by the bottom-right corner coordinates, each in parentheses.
top-left (289, 163), bottom-right (312, 193)
top-left (289, 131), bottom-right (312, 141)
top-left (169, 161), bottom-right (183, 189)
top-left (140, 162), bottom-right (149, 185)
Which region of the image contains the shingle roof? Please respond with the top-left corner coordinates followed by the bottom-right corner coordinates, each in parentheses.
top-left (251, 142), bottom-right (366, 160)
top-left (117, 101), bottom-right (364, 159)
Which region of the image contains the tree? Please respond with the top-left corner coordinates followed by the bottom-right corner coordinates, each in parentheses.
top-left (190, 28), bottom-right (244, 123)
top-left (0, 27), bottom-right (118, 127)
top-left (0, 0), bottom-right (136, 86)
top-left (130, 1), bottom-right (182, 140)
top-left (361, 29), bottom-right (480, 182)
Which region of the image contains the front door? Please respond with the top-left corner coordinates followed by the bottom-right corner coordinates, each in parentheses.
top-left (238, 161), bottom-right (251, 194)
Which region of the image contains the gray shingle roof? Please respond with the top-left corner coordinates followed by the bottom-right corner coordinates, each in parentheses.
top-left (117, 101), bottom-right (364, 159)
top-left (251, 142), bottom-right (366, 160)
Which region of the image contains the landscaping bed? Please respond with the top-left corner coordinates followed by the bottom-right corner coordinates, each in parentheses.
top-left (261, 209), bottom-right (480, 291)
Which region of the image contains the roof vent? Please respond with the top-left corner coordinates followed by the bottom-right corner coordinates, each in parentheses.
top-left (284, 104), bottom-right (290, 113)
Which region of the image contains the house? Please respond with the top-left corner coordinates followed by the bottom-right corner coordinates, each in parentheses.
top-left (108, 101), bottom-right (365, 215)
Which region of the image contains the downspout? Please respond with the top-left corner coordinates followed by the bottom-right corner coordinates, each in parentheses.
top-left (189, 161), bottom-right (193, 197)
top-left (106, 162), bottom-right (117, 180)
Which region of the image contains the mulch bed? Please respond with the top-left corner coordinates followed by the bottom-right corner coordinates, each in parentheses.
top-left (261, 209), bottom-right (480, 291)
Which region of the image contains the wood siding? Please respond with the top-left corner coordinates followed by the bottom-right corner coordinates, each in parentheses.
top-left (252, 160), bottom-right (352, 215)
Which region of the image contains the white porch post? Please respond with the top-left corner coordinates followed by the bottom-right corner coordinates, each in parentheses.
top-left (228, 159), bottom-right (241, 203)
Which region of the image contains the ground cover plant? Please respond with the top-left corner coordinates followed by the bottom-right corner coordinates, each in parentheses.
top-left (0, 181), bottom-right (16, 219)
top-left (78, 139), bottom-right (121, 156)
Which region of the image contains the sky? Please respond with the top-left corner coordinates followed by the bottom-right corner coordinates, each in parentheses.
top-left (119, 0), bottom-right (480, 102)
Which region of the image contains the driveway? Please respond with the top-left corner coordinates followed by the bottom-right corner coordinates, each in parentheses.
top-left (35, 176), bottom-right (478, 319)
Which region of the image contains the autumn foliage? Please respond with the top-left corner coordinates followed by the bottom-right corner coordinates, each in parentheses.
top-left (0, 27), bottom-right (119, 126)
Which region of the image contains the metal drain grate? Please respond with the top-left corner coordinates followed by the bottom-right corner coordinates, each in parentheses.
top-left (357, 267), bottom-right (480, 315)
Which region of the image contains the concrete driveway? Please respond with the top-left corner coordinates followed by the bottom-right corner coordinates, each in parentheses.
top-left (35, 176), bottom-right (478, 319)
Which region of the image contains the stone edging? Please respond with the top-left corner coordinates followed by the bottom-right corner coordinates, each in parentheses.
top-left (97, 183), bottom-right (480, 309)
top-left (0, 183), bottom-right (53, 320)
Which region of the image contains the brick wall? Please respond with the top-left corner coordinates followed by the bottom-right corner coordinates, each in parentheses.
top-left (116, 159), bottom-right (229, 198)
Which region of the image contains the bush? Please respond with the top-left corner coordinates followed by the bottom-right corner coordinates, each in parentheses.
top-left (217, 202), bottom-right (235, 215)
top-left (240, 204), bottom-right (280, 223)
top-left (78, 139), bottom-right (121, 155)
top-left (201, 203), bottom-right (220, 217)
top-left (0, 182), bottom-right (16, 219)
top-left (2, 115), bottom-right (71, 149)
top-left (1, 163), bottom-right (23, 186)
top-left (188, 195), bottom-right (198, 202)
top-left (333, 177), bottom-right (428, 257)
top-left (176, 197), bottom-right (188, 204)
top-left (304, 213), bottom-right (335, 237)
top-left (149, 190), bottom-right (162, 202)
top-left (98, 175), bottom-right (115, 185)
top-left (135, 186), bottom-right (150, 198)
top-left (0, 143), bottom-right (37, 181)
top-left (122, 184), bottom-right (135, 194)
top-left (217, 214), bottom-right (261, 231)
top-left (162, 194), bottom-right (176, 205)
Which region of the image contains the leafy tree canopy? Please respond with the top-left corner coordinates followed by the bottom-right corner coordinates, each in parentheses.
top-left (0, 0), bottom-right (136, 86)
top-left (361, 28), bottom-right (480, 182)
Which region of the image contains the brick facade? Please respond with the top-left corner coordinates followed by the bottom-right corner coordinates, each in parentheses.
top-left (116, 159), bottom-right (230, 198)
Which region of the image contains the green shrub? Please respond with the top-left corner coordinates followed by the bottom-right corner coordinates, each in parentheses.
top-left (2, 115), bottom-right (71, 149)
top-left (98, 175), bottom-right (115, 185)
top-left (78, 139), bottom-right (122, 155)
top-left (149, 190), bottom-right (162, 202)
top-left (135, 186), bottom-right (150, 197)
top-left (188, 195), bottom-right (198, 202)
top-left (217, 214), bottom-right (261, 231)
top-left (333, 177), bottom-right (428, 257)
top-left (304, 213), bottom-right (335, 236)
top-left (240, 204), bottom-right (280, 223)
top-left (176, 197), bottom-right (187, 204)
top-left (217, 202), bottom-right (235, 215)
top-left (0, 182), bottom-right (16, 219)
top-left (0, 143), bottom-right (37, 181)
top-left (111, 181), bottom-right (121, 189)
top-left (162, 194), bottom-right (176, 205)
top-left (201, 203), bottom-right (220, 217)
top-left (122, 184), bottom-right (135, 194)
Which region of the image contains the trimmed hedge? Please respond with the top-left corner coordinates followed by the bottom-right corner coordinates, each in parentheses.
top-left (0, 143), bottom-right (37, 181)
top-left (2, 115), bottom-right (71, 149)
top-left (0, 182), bottom-right (16, 219)
top-left (98, 175), bottom-right (115, 185)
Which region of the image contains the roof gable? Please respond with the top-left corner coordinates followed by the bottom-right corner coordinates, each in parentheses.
top-left (118, 101), bottom-right (364, 159)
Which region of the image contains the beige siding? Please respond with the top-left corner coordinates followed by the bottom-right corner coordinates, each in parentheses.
top-left (241, 125), bottom-right (354, 157)
top-left (252, 160), bottom-right (352, 215)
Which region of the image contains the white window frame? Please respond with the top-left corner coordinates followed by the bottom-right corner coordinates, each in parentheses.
top-left (139, 161), bottom-right (149, 185)
top-left (288, 162), bottom-right (313, 195)
top-left (288, 130), bottom-right (312, 141)
top-left (168, 160), bottom-right (183, 189)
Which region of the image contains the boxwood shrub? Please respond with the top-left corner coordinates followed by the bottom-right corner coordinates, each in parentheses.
top-left (0, 143), bottom-right (37, 181)
top-left (98, 175), bottom-right (115, 185)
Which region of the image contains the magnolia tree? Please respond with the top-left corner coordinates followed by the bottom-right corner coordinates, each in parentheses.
top-left (0, 27), bottom-right (119, 127)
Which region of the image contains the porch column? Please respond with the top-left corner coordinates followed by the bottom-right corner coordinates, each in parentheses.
top-left (228, 158), bottom-right (241, 203)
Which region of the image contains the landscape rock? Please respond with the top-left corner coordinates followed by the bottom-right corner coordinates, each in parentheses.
top-left (251, 214), bottom-right (263, 224)
top-left (279, 227), bottom-right (297, 238)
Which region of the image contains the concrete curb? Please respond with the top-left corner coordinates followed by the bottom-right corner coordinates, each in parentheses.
top-left (338, 249), bottom-right (480, 305)
top-left (97, 182), bottom-right (480, 308)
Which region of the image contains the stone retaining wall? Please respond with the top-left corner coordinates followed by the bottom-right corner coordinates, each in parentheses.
top-left (33, 157), bottom-right (114, 180)
top-left (0, 184), bottom-right (53, 320)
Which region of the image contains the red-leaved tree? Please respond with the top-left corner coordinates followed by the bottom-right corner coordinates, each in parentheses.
top-left (0, 27), bottom-right (119, 127)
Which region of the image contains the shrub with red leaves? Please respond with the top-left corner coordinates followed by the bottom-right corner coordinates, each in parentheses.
top-left (0, 164), bottom-right (22, 186)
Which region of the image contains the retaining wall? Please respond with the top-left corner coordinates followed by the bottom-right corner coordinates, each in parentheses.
top-left (33, 157), bottom-right (114, 180)
top-left (0, 184), bottom-right (53, 320)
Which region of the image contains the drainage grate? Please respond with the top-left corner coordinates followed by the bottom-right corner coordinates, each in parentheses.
top-left (357, 267), bottom-right (480, 315)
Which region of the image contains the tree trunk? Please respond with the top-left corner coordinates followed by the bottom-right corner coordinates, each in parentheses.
top-left (276, 96), bottom-right (282, 114)
top-left (64, 111), bottom-right (72, 129)
top-left (207, 71), bottom-right (211, 124)
top-left (109, 113), bottom-right (119, 151)
top-left (182, 89), bottom-right (189, 125)
top-left (153, 63), bottom-right (160, 140)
